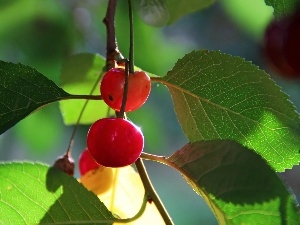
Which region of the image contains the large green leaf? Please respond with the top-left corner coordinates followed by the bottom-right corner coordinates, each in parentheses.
top-left (264, 0), bottom-right (299, 18)
top-left (159, 50), bottom-right (300, 172)
top-left (59, 53), bottom-right (111, 125)
top-left (0, 162), bottom-right (114, 225)
top-left (0, 61), bottom-right (71, 134)
top-left (134, 0), bottom-right (215, 26)
top-left (166, 141), bottom-right (300, 225)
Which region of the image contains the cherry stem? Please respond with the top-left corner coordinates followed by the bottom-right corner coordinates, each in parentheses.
top-left (118, 59), bottom-right (129, 118)
top-left (103, 0), bottom-right (123, 70)
top-left (116, 0), bottom-right (134, 119)
top-left (65, 72), bottom-right (104, 156)
top-left (111, 193), bottom-right (148, 223)
top-left (128, 0), bottom-right (134, 74)
top-left (135, 158), bottom-right (174, 225)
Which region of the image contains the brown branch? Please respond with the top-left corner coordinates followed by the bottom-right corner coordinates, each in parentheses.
top-left (103, 0), bottom-right (123, 71)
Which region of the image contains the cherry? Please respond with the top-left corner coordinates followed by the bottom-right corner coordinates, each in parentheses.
top-left (53, 154), bottom-right (75, 176)
top-left (86, 118), bottom-right (144, 167)
top-left (283, 10), bottom-right (300, 74)
top-left (263, 9), bottom-right (300, 78)
top-left (78, 148), bottom-right (100, 176)
top-left (100, 68), bottom-right (151, 112)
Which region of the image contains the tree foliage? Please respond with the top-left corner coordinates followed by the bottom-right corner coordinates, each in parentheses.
top-left (0, 1), bottom-right (299, 224)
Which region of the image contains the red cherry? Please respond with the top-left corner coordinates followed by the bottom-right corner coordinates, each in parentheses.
top-left (263, 9), bottom-right (300, 78)
top-left (78, 148), bottom-right (100, 176)
top-left (86, 118), bottom-right (144, 167)
top-left (264, 17), bottom-right (298, 77)
top-left (53, 154), bottom-right (75, 176)
top-left (100, 68), bottom-right (151, 112)
top-left (283, 10), bottom-right (300, 74)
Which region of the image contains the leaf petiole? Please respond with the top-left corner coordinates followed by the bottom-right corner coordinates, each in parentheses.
top-left (63, 94), bottom-right (102, 100)
top-left (111, 193), bottom-right (148, 223)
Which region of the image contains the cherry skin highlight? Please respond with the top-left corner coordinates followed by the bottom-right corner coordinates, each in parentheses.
top-left (100, 68), bottom-right (151, 112)
top-left (78, 148), bottom-right (100, 176)
top-left (87, 118), bottom-right (144, 167)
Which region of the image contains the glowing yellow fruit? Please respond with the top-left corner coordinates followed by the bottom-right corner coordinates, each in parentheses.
top-left (79, 165), bottom-right (114, 195)
top-left (98, 166), bottom-right (164, 225)
top-left (79, 165), bottom-right (165, 224)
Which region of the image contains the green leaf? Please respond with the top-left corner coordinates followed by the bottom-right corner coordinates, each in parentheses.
top-left (0, 61), bottom-right (71, 134)
top-left (134, 0), bottom-right (170, 27)
top-left (167, 141), bottom-right (300, 225)
top-left (59, 53), bottom-right (111, 125)
top-left (220, 0), bottom-right (274, 40)
top-left (0, 162), bottom-right (114, 225)
top-left (264, 0), bottom-right (299, 18)
top-left (135, 0), bottom-right (215, 26)
top-left (160, 50), bottom-right (300, 172)
top-left (165, 0), bottom-right (215, 24)
top-left (14, 105), bottom-right (63, 154)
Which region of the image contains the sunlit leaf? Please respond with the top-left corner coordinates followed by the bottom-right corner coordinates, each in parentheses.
top-left (80, 166), bottom-right (165, 225)
top-left (264, 0), bottom-right (299, 18)
top-left (221, 0), bottom-right (273, 40)
top-left (59, 53), bottom-right (111, 125)
top-left (134, 0), bottom-right (169, 26)
top-left (135, 0), bottom-right (215, 26)
top-left (159, 50), bottom-right (300, 171)
top-left (0, 0), bottom-right (40, 36)
top-left (165, 0), bottom-right (215, 24)
top-left (0, 61), bottom-right (71, 134)
top-left (14, 105), bottom-right (62, 154)
top-left (0, 162), bottom-right (114, 225)
top-left (167, 141), bottom-right (300, 224)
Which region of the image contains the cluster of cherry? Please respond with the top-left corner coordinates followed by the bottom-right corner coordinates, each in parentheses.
top-left (79, 68), bottom-right (151, 176)
top-left (264, 8), bottom-right (300, 78)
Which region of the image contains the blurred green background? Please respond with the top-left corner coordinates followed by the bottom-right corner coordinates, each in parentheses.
top-left (0, 1), bottom-right (299, 224)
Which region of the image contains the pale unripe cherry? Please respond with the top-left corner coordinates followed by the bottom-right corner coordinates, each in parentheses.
top-left (100, 68), bottom-right (151, 112)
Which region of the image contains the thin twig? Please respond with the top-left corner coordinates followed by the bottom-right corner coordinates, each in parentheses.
top-left (65, 73), bottom-right (103, 155)
top-left (112, 194), bottom-right (148, 223)
top-left (135, 158), bottom-right (174, 225)
top-left (63, 95), bottom-right (102, 100)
